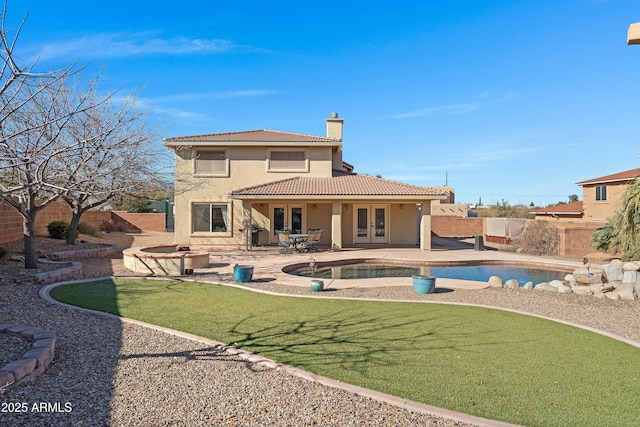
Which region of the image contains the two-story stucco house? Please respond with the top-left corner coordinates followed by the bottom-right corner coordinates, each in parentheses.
top-left (163, 113), bottom-right (447, 250)
top-left (576, 168), bottom-right (640, 221)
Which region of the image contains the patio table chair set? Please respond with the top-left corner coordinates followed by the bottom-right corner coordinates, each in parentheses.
top-left (276, 229), bottom-right (323, 253)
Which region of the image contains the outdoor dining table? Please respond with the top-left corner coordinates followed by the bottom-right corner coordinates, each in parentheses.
top-left (288, 234), bottom-right (309, 252)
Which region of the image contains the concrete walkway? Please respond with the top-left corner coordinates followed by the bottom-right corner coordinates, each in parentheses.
top-left (195, 237), bottom-right (582, 291)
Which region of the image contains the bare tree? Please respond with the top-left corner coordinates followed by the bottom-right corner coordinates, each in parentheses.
top-left (0, 74), bottom-right (101, 267)
top-left (59, 91), bottom-right (167, 244)
top-left (0, 3), bottom-right (92, 268)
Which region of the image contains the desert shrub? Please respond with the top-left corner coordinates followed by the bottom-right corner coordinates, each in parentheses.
top-left (77, 222), bottom-right (98, 236)
top-left (99, 220), bottom-right (126, 233)
top-left (99, 220), bottom-right (116, 233)
top-left (47, 221), bottom-right (70, 240)
top-left (622, 246), bottom-right (640, 262)
top-left (514, 221), bottom-right (559, 256)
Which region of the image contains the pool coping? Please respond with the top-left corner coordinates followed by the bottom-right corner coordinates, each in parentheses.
top-left (196, 247), bottom-right (583, 291)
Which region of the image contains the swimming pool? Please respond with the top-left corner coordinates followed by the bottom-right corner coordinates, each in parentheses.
top-left (287, 260), bottom-right (568, 286)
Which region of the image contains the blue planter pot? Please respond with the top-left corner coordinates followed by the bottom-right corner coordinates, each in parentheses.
top-left (412, 275), bottom-right (436, 294)
top-left (233, 264), bottom-right (254, 282)
top-left (310, 279), bottom-right (324, 292)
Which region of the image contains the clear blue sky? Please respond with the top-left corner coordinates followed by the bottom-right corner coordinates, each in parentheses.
top-left (7, 0), bottom-right (640, 206)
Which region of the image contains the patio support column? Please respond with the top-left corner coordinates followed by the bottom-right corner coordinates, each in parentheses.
top-left (242, 200), bottom-right (253, 251)
top-left (331, 202), bottom-right (342, 250)
top-left (419, 201), bottom-right (432, 251)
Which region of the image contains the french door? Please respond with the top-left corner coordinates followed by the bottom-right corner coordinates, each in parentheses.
top-left (270, 204), bottom-right (306, 243)
top-left (353, 204), bottom-right (388, 244)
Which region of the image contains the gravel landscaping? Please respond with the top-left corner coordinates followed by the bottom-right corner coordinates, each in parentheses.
top-left (1, 232), bottom-right (639, 426)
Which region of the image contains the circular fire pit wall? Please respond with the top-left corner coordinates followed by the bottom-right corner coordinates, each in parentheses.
top-left (122, 245), bottom-right (210, 276)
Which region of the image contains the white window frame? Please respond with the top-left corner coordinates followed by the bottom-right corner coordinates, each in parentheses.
top-left (595, 185), bottom-right (608, 202)
top-left (193, 148), bottom-right (230, 177)
top-left (266, 148), bottom-right (309, 173)
top-left (191, 202), bottom-right (232, 236)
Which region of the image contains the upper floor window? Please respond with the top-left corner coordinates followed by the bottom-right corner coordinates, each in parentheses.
top-left (595, 185), bottom-right (607, 201)
top-left (267, 149), bottom-right (308, 172)
top-left (194, 150), bottom-right (228, 176)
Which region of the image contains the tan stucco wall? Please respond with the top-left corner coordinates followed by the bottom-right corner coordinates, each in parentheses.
top-left (389, 204), bottom-right (418, 245)
top-left (581, 182), bottom-right (627, 220)
top-left (172, 145), bottom-right (335, 244)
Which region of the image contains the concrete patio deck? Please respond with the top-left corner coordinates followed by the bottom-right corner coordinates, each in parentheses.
top-left (195, 237), bottom-right (582, 291)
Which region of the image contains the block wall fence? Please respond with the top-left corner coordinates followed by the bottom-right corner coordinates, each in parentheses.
top-left (0, 200), bottom-right (166, 245)
top-left (432, 216), bottom-right (602, 257)
top-left (1, 202), bottom-right (601, 257)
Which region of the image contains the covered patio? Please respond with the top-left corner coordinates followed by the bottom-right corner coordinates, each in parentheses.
top-left (229, 170), bottom-right (447, 251)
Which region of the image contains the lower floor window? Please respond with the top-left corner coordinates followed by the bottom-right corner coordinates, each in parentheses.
top-left (193, 203), bottom-right (229, 232)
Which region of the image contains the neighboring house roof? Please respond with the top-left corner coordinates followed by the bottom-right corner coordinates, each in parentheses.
top-left (163, 130), bottom-right (341, 147)
top-left (531, 201), bottom-right (583, 215)
top-left (576, 168), bottom-right (640, 186)
top-left (229, 170), bottom-right (447, 200)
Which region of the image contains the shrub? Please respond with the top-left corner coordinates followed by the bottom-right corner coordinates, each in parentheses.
top-left (514, 221), bottom-right (559, 256)
top-left (47, 221), bottom-right (70, 240)
top-left (77, 222), bottom-right (98, 236)
top-left (99, 220), bottom-right (116, 233)
top-left (99, 220), bottom-right (126, 233)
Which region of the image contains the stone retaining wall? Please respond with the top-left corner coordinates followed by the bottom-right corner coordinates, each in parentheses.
top-left (14, 261), bottom-right (83, 285)
top-left (0, 325), bottom-right (57, 388)
top-left (47, 244), bottom-right (118, 261)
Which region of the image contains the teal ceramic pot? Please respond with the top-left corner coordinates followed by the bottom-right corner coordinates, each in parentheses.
top-left (233, 264), bottom-right (254, 282)
top-left (310, 279), bottom-right (324, 292)
top-left (412, 275), bottom-right (436, 294)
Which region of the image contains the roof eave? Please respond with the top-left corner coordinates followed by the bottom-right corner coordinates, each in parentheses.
top-left (229, 194), bottom-right (447, 201)
top-left (576, 178), bottom-right (635, 186)
top-left (163, 140), bottom-right (342, 148)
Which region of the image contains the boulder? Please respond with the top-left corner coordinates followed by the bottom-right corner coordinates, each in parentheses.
top-left (572, 286), bottom-right (593, 296)
top-left (622, 270), bottom-right (637, 284)
top-left (504, 279), bottom-right (520, 289)
top-left (548, 280), bottom-right (572, 293)
top-left (573, 267), bottom-right (604, 285)
top-left (623, 262), bottom-right (640, 271)
top-left (522, 281), bottom-right (534, 290)
top-left (605, 291), bottom-right (620, 300)
top-left (603, 261), bottom-right (624, 282)
top-left (488, 276), bottom-right (503, 288)
top-left (616, 283), bottom-right (637, 300)
top-left (534, 282), bottom-right (556, 292)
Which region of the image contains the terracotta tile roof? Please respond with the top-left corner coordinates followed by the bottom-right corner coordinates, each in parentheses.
top-left (531, 201), bottom-right (583, 214)
top-left (230, 170), bottom-right (447, 198)
top-left (576, 168), bottom-right (640, 185)
top-left (164, 129), bottom-right (340, 145)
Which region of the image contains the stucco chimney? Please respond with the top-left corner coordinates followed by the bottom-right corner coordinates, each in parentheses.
top-left (326, 112), bottom-right (344, 140)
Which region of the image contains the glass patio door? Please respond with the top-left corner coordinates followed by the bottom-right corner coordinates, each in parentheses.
top-left (353, 204), bottom-right (388, 244)
top-left (270, 204), bottom-right (306, 243)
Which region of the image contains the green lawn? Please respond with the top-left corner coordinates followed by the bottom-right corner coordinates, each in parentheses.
top-left (51, 278), bottom-right (640, 426)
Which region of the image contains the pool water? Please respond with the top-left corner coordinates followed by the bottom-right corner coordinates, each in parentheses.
top-left (292, 263), bottom-right (567, 286)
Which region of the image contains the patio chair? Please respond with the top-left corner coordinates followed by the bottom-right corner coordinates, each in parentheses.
top-left (303, 229), bottom-right (322, 252)
top-left (276, 229), bottom-right (293, 253)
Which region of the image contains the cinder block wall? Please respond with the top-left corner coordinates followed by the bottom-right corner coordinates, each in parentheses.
top-left (431, 216), bottom-right (483, 237)
top-left (556, 221), bottom-right (606, 257)
top-left (1, 201), bottom-right (166, 245)
top-left (111, 211), bottom-right (166, 232)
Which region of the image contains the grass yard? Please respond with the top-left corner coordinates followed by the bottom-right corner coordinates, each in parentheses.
top-left (51, 278), bottom-right (640, 426)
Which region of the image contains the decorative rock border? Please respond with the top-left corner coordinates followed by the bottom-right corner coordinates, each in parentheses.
top-left (0, 324), bottom-right (56, 389)
top-left (47, 243), bottom-right (118, 261)
top-left (14, 261), bottom-right (82, 285)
